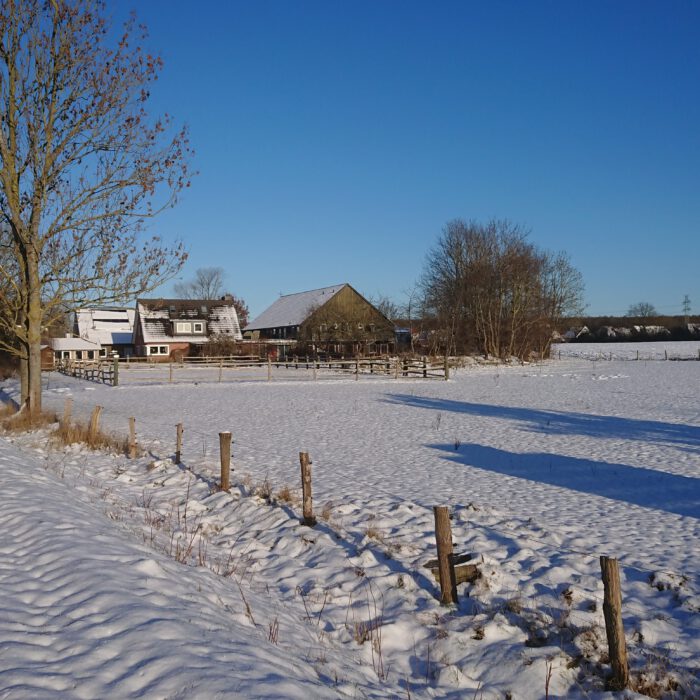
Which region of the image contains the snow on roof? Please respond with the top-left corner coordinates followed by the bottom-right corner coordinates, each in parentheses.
top-left (75, 307), bottom-right (135, 346)
top-left (50, 337), bottom-right (102, 351)
top-left (137, 299), bottom-right (243, 343)
top-left (245, 284), bottom-right (347, 331)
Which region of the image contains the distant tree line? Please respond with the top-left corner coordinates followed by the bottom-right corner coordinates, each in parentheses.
top-left (567, 315), bottom-right (700, 343)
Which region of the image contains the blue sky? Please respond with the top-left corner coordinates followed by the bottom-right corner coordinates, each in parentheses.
top-left (125, 1), bottom-right (699, 318)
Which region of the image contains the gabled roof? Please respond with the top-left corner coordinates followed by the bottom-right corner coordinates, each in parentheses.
top-left (136, 299), bottom-right (243, 344)
top-left (245, 284), bottom-right (348, 331)
top-left (50, 337), bottom-right (102, 351)
top-left (75, 307), bottom-right (135, 346)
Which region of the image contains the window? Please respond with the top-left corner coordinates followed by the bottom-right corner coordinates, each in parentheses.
top-left (175, 321), bottom-right (192, 334)
top-left (148, 345), bottom-right (169, 356)
top-left (159, 346), bottom-right (168, 355)
top-left (87, 351), bottom-right (95, 360)
top-left (193, 322), bottom-right (204, 333)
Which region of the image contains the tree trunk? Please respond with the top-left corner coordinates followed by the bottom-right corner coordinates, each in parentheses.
top-left (27, 254), bottom-right (43, 414)
top-left (19, 353), bottom-right (29, 408)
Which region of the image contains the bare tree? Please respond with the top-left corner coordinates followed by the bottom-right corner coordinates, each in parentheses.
top-left (174, 266), bottom-right (249, 327)
top-left (627, 302), bottom-right (657, 318)
top-left (421, 219), bottom-right (584, 359)
top-left (369, 294), bottom-right (400, 321)
top-left (174, 267), bottom-right (226, 300)
top-left (0, 0), bottom-right (192, 412)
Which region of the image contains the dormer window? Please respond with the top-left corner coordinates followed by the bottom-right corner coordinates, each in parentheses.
top-left (193, 322), bottom-right (204, 333)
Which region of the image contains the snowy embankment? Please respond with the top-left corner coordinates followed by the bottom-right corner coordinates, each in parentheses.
top-left (1, 341), bottom-right (699, 698)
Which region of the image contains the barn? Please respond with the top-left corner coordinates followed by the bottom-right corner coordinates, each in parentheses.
top-left (244, 284), bottom-right (395, 359)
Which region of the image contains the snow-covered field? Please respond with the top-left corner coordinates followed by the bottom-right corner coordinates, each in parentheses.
top-left (0, 341), bottom-right (698, 698)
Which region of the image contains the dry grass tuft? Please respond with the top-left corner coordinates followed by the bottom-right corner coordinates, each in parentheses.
top-left (53, 420), bottom-right (128, 454)
top-left (275, 484), bottom-right (294, 504)
top-left (1, 407), bottom-right (57, 432)
top-left (319, 501), bottom-right (333, 522)
top-left (254, 476), bottom-right (273, 501)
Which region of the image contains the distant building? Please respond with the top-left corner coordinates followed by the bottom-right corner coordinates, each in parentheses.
top-left (244, 284), bottom-right (395, 358)
top-left (72, 306), bottom-right (135, 357)
top-left (133, 297), bottom-right (243, 359)
top-left (50, 336), bottom-right (104, 362)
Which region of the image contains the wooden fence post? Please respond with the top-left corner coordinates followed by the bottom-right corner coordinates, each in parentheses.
top-left (299, 451), bottom-right (315, 526)
top-left (218, 358), bottom-right (223, 383)
top-left (444, 355), bottom-right (450, 380)
top-left (394, 357), bottom-right (399, 380)
top-left (433, 506), bottom-right (458, 605)
top-left (113, 357), bottom-right (119, 386)
top-left (313, 362), bottom-right (317, 381)
top-left (267, 357), bottom-right (272, 382)
top-left (88, 405), bottom-right (103, 441)
top-left (128, 417), bottom-right (137, 458)
top-left (599, 556), bottom-right (629, 690)
top-left (219, 431), bottom-right (231, 491)
top-left (61, 398), bottom-right (73, 430)
top-left (423, 356), bottom-right (427, 378)
top-left (175, 423), bottom-right (183, 464)
top-left (355, 359), bottom-right (359, 381)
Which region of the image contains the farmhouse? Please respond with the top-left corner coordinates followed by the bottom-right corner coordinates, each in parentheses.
top-left (133, 297), bottom-right (243, 360)
top-left (244, 284), bottom-right (395, 358)
top-left (72, 306), bottom-right (135, 357)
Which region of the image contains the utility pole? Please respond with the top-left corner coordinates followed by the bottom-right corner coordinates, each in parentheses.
top-left (683, 294), bottom-right (691, 326)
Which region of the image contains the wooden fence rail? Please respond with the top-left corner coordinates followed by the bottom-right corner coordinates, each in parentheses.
top-left (57, 359), bottom-right (117, 386)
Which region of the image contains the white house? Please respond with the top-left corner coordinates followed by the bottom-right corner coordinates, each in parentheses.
top-left (72, 306), bottom-right (135, 356)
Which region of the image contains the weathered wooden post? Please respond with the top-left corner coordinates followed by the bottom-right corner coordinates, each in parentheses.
top-left (267, 357), bottom-right (272, 382)
top-left (218, 358), bottom-right (223, 383)
top-left (219, 431), bottom-right (232, 491)
top-left (433, 506), bottom-right (458, 605)
top-left (444, 355), bottom-right (450, 380)
top-left (299, 451), bottom-right (315, 526)
top-left (112, 356), bottom-right (119, 386)
top-left (599, 556), bottom-right (629, 690)
top-left (423, 356), bottom-right (427, 378)
top-left (88, 405), bottom-right (103, 441)
top-left (61, 398), bottom-right (73, 430)
top-left (175, 423), bottom-right (183, 464)
top-left (394, 357), bottom-right (399, 380)
top-left (355, 359), bottom-right (359, 381)
top-left (128, 417), bottom-right (137, 458)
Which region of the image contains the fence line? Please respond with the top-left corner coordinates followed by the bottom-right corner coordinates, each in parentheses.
top-left (56, 355), bottom-right (451, 386)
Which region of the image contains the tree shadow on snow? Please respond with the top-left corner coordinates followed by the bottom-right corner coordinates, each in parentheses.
top-left (430, 442), bottom-right (700, 519)
top-left (385, 394), bottom-right (700, 449)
